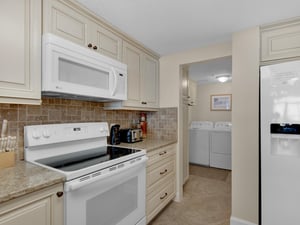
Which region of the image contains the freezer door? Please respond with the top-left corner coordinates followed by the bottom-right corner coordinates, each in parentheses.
top-left (260, 60), bottom-right (300, 225)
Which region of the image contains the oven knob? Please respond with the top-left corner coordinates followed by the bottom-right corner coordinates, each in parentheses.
top-left (32, 130), bottom-right (41, 139)
top-left (43, 130), bottom-right (51, 138)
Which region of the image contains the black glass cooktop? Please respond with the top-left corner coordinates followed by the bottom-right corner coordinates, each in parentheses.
top-left (36, 146), bottom-right (140, 172)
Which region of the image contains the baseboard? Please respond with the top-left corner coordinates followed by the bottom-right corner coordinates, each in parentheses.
top-left (230, 216), bottom-right (257, 225)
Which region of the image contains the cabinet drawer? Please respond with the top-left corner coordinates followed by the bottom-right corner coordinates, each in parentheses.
top-left (147, 159), bottom-right (175, 188)
top-left (147, 144), bottom-right (175, 167)
top-left (261, 19), bottom-right (300, 62)
top-left (146, 179), bottom-right (175, 223)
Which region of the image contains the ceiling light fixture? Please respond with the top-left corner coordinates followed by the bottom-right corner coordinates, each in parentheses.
top-left (216, 74), bottom-right (230, 83)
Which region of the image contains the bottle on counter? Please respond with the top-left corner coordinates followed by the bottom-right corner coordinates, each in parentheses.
top-left (140, 113), bottom-right (147, 139)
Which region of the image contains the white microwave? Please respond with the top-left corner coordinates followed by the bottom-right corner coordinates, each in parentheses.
top-left (42, 34), bottom-right (127, 101)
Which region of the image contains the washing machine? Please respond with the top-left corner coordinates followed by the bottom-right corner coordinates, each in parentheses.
top-left (189, 121), bottom-right (213, 166)
top-left (210, 121), bottom-right (232, 170)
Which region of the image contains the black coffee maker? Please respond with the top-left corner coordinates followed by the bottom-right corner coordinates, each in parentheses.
top-left (110, 124), bottom-right (120, 145)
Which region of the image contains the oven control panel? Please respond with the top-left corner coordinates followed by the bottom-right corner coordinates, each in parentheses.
top-left (24, 122), bottom-right (109, 147)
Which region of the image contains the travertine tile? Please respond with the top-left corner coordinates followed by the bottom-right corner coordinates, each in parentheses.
top-left (0, 98), bottom-right (177, 160)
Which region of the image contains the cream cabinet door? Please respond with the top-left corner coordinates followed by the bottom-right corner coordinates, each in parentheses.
top-left (0, 0), bottom-right (41, 104)
top-left (0, 184), bottom-right (63, 225)
top-left (122, 41), bottom-right (143, 107)
top-left (261, 19), bottom-right (300, 62)
top-left (44, 0), bottom-right (90, 47)
top-left (141, 54), bottom-right (159, 108)
top-left (91, 23), bottom-right (122, 61)
top-left (0, 198), bottom-right (51, 225)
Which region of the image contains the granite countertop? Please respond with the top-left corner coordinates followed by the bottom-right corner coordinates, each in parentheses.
top-left (118, 137), bottom-right (177, 151)
top-left (0, 161), bottom-right (65, 204)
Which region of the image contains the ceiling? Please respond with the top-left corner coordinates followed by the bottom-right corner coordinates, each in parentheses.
top-left (76, 0), bottom-right (300, 56)
top-left (188, 56), bottom-right (232, 84)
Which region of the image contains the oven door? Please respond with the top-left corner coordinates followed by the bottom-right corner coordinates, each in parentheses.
top-left (64, 157), bottom-right (147, 225)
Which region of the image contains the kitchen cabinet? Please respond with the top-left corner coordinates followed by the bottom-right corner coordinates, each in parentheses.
top-left (0, 0), bottom-right (41, 104)
top-left (43, 0), bottom-right (122, 61)
top-left (105, 41), bottom-right (159, 110)
top-left (188, 79), bottom-right (197, 106)
top-left (146, 144), bottom-right (176, 224)
top-left (261, 18), bottom-right (300, 62)
top-left (0, 184), bottom-right (63, 225)
top-left (44, 0), bottom-right (160, 109)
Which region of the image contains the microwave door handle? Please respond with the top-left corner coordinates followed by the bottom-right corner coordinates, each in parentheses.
top-left (111, 67), bottom-right (117, 96)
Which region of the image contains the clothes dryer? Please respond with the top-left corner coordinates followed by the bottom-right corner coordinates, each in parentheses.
top-left (210, 122), bottom-right (232, 170)
top-left (189, 121), bottom-right (213, 166)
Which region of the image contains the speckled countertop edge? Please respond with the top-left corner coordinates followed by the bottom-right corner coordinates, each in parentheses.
top-left (0, 161), bottom-right (65, 204)
top-left (118, 138), bottom-right (177, 151)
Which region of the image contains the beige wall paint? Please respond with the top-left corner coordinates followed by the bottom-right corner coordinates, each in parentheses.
top-left (190, 82), bottom-right (232, 123)
top-left (231, 27), bottom-right (260, 224)
top-left (159, 42), bottom-right (232, 201)
top-left (160, 42), bottom-right (232, 107)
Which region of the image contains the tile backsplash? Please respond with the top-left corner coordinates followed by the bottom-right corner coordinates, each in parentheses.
top-left (0, 98), bottom-right (177, 160)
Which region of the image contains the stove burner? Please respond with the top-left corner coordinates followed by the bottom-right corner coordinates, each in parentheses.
top-left (36, 146), bottom-right (140, 172)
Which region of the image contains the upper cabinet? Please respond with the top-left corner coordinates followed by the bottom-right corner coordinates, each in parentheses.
top-left (141, 54), bottom-right (159, 108)
top-left (104, 41), bottom-right (159, 110)
top-left (44, 0), bottom-right (159, 110)
top-left (90, 23), bottom-right (123, 61)
top-left (188, 80), bottom-right (197, 106)
top-left (43, 0), bottom-right (122, 61)
top-left (0, 0), bottom-right (41, 104)
top-left (261, 18), bottom-right (300, 62)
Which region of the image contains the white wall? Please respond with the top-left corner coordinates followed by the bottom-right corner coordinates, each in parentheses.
top-left (190, 82), bottom-right (232, 122)
top-left (159, 42), bottom-right (232, 200)
top-left (231, 27), bottom-right (260, 224)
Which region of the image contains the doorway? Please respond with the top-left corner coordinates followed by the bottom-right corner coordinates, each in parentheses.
top-left (180, 56), bottom-right (232, 224)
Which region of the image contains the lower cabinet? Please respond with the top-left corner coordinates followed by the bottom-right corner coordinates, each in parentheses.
top-left (0, 184), bottom-right (63, 225)
top-left (146, 144), bottom-right (176, 224)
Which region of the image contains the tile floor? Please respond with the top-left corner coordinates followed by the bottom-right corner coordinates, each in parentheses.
top-left (149, 164), bottom-right (231, 225)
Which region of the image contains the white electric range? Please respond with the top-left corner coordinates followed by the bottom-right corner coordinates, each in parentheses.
top-left (24, 122), bottom-right (147, 225)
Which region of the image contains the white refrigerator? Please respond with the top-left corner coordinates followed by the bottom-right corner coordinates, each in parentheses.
top-left (260, 60), bottom-right (300, 225)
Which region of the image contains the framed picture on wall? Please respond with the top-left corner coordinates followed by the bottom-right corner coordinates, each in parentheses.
top-left (210, 94), bottom-right (232, 111)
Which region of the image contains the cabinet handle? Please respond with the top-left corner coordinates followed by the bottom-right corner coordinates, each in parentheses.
top-left (159, 151), bottom-right (167, 156)
top-left (160, 169), bottom-right (168, 175)
top-left (88, 43), bottom-right (93, 48)
top-left (93, 45), bottom-right (98, 50)
top-left (141, 102), bottom-right (147, 105)
top-left (56, 191), bottom-right (64, 198)
top-left (160, 192), bottom-right (168, 200)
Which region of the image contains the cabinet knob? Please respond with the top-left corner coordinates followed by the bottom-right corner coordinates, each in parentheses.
top-left (141, 102), bottom-right (147, 105)
top-left (159, 151), bottom-right (167, 156)
top-left (160, 192), bottom-right (168, 200)
top-left (160, 169), bottom-right (168, 175)
top-left (88, 43), bottom-right (93, 48)
top-left (93, 45), bottom-right (98, 50)
top-left (56, 191), bottom-right (64, 198)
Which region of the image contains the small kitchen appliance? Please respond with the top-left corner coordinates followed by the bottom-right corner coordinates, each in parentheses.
top-left (110, 124), bottom-right (121, 145)
top-left (260, 60), bottom-right (300, 225)
top-left (120, 128), bottom-right (143, 143)
top-left (24, 122), bottom-right (147, 225)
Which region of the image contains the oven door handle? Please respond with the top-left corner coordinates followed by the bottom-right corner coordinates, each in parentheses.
top-left (64, 156), bottom-right (148, 192)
